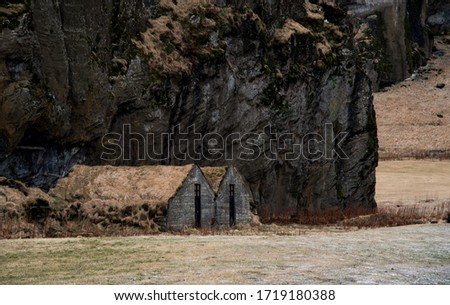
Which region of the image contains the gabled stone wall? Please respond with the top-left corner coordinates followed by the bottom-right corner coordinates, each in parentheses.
top-left (167, 166), bottom-right (215, 231)
top-left (215, 166), bottom-right (252, 228)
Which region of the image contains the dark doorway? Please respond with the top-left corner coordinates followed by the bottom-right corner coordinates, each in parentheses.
top-left (229, 184), bottom-right (236, 227)
top-left (195, 184), bottom-right (201, 228)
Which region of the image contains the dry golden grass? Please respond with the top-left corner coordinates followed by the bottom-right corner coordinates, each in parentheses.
top-left (133, 0), bottom-right (223, 75)
top-left (374, 36), bottom-right (450, 160)
top-left (304, 0), bottom-right (325, 21)
top-left (376, 160), bottom-right (450, 202)
top-left (50, 164), bottom-right (193, 207)
top-left (340, 201), bottom-right (450, 228)
top-left (1, 224), bottom-right (448, 284)
top-left (31, 164), bottom-right (199, 236)
top-left (273, 19), bottom-right (312, 43)
top-left (201, 166), bottom-right (226, 193)
top-left (0, 177), bottom-right (57, 239)
top-left (0, 3), bottom-right (27, 16)
top-left (133, 15), bottom-right (193, 74)
top-left (365, 160), bottom-right (450, 227)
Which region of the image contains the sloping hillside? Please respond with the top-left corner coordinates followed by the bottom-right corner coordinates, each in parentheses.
top-left (374, 36), bottom-right (450, 159)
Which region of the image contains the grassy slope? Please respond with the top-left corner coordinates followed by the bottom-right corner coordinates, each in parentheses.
top-left (374, 37), bottom-right (450, 159)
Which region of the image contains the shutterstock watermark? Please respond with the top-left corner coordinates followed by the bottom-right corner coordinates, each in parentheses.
top-left (100, 123), bottom-right (349, 162)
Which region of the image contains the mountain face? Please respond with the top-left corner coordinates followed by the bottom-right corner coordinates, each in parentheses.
top-left (0, 0), bottom-right (431, 220)
top-left (348, 0), bottom-right (433, 90)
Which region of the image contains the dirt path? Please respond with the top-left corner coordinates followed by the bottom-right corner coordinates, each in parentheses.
top-left (374, 36), bottom-right (450, 159)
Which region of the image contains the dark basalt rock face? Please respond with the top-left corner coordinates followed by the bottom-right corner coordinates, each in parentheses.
top-left (1, 0), bottom-right (381, 221)
top-left (349, 0), bottom-right (433, 89)
top-left (428, 0), bottom-right (450, 35)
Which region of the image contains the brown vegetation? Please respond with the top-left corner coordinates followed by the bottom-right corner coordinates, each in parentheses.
top-left (201, 166), bottom-right (226, 193)
top-left (50, 164), bottom-right (193, 207)
top-left (133, 0), bottom-right (222, 74)
top-left (0, 3), bottom-right (27, 17)
top-left (133, 0), bottom-right (341, 75)
top-left (374, 36), bottom-right (450, 160)
top-left (273, 19), bottom-right (312, 43)
top-left (3, 158), bottom-right (450, 239)
top-left (376, 160), bottom-right (450, 202)
top-left (1, 165), bottom-right (199, 238)
top-left (340, 200), bottom-right (450, 228)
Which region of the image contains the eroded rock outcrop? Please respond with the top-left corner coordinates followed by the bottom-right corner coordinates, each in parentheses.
top-left (349, 0), bottom-right (433, 88)
top-left (428, 0), bottom-right (450, 35)
top-left (0, 0), bottom-right (380, 221)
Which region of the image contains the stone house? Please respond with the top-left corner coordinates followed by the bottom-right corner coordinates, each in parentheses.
top-left (166, 164), bottom-right (216, 231)
top-left (202, 166), bottom-right (253, 228)
top-left (50, 164), bottom-right (253, 231)
top-left (168, 165), bottom-right (253, 230)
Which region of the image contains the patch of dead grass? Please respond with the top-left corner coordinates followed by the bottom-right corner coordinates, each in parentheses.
top-left (376, 160), bottom-right (450, 202)
top-left (50, 165), bottom-right (193, 208)
top-left (341, 200), bottom-right (450, 228)
top-left (201, 166), bottom-right (226, 193)
top-left (133, 0), bottom-right (227, 75)
top-left (273, 19), bottom-right (312, 43)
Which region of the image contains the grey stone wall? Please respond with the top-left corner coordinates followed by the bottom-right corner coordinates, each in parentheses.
top-left (215, 166), bottom-right (252, 228)
top-left (166, 166), bottom-right (215, 231)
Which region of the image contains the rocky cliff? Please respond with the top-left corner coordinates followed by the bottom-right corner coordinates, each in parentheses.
top-left (348, 0), bottom-right (434, 88)
top-left (1, 0), bottom-right (382, 221)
